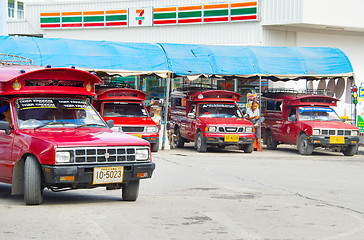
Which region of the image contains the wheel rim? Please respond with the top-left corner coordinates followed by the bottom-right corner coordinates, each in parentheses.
top-left (301, 139), bottom-right (307, 150)
top-left (197, 135), bottom-right (202, 149)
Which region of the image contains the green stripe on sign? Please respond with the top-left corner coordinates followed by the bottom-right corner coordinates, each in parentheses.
top-left (106, 15), bottom-right (127, 21)
top-left (62, 16), bottom-right (82, 23)
top-left (231, 7), bottom-right (257, 16)
top-left (40, 17), bottom-right (60, 23)
top-left (178, 11), bottom-right (202, 19)
top-left (84, 16), bottom-right (104, 22)
top-left (153, 12), bottom-right (177, 20)
top-left (204, 9), bottom-right (229, 17)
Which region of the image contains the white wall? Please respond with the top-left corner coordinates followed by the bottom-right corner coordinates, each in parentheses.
top-left (0, 0), bottom-right (7, 35)
top-left (302, 0), bottom-right (364, 29)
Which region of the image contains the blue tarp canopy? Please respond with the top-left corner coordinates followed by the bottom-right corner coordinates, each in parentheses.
top-left (0, 36), bottom-right (354, 80)
top-left (0, 36), bottom-right (170, 77)
top-left (159, 43), bottom-right (354, 79)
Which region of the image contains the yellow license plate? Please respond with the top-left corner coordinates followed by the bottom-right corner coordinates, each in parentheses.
top-left (93, 166), bottom-right (124, 185)
top-left (330, 136), bottom-right (345, 144)
top-left (224, 134), bottom-right (239, 142)
top-left (132, 134), bottom-right (142, 138)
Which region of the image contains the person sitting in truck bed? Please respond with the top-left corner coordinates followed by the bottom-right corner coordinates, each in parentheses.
top-left (245, 100), bottom-right (265, 127)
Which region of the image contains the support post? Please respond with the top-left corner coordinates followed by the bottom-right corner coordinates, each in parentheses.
top-left (258, 75), bottom-right (262, 151)
top-left (161, 73), bottom-right (171, 150)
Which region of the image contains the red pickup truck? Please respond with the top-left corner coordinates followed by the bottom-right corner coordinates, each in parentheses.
top-left (0, 66), bottom-right (155, 205)
top-left (261, 90), bottom-right (359, 156)
top-left (169, 89), bottom-right (255, 152)
top-left (93, 87), bottom-right (160, 152)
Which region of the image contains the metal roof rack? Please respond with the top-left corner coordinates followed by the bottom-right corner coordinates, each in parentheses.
top-left (0, 54), bottom-right (35, 66)
top-left (263, 88), bottom-right (333, 96)
top-left (175, 83), bottom-right (221, 93)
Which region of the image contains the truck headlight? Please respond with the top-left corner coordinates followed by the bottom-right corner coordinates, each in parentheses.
top-left (55, 151), bottom-right (72, 163)
top-left (351, 130), bottom-right (359, 136)
top-left (136, 149), bottom-right (149, 161)
top-left (145, 126), bottom-right (158, 133)
top-left (312, 129), bottom-right (320, 135)
top-left (245, 127), bottom-right (254, 133)
top-left (111, 127), bottom-right (120, 132)
top-left (206, 126), bottom-right (217, 132)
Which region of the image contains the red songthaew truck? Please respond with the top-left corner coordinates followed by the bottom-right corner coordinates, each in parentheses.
top-left (169, 88), bottom-right (256, 152)
top-left (93, 87), bottom-right (160, 152)
top-left (262, 90), bottom-right (359, 156)
top-left (0, 66), bottom-right (155, 205)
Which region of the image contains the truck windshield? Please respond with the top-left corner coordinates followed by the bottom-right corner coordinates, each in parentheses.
top-left (198, 103), bottom-right (243, 118)
top-left (15, 98), bottom-right (106, 129)
top-left (298, 107), bottom-right (341, 121)
top-left (102, 102), bottom-right (148, 117)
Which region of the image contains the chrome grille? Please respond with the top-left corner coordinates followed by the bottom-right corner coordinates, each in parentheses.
top-left (122, 126), bottom-right (145, 133)
top-left (56, 146), bottom-right (149, 164)
top-left (320, 129), bottom-right (355, 136)
top-left (216, 127), bottom-right (246, 133)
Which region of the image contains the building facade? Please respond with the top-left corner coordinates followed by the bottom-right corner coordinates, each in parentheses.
top-left (4, 0), bottom-right (364, 120)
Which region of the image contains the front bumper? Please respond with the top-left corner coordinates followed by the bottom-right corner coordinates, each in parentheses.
top-left (204, 133), bottom-right (255, 146)
top-left (127, 133), bottom-right (159, 144)
top-left (308, 135), bottom-right (359, 146)
top-left (41, 162), bottom-right (156, 188)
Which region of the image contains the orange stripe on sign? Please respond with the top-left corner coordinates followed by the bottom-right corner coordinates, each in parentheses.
top-left (136, 9), bottom-right (143, 13)
top-left (154, 7), bottom-right (177, 12)
top-left (231, 2), bottom-right (257, 8)
top-left (106, 9), bottom-right (127, 14)
top-left (179, 5), bottom-right (202, 11)
top-left (84, 11), bottom-right (104, 15)
top-left (204, 3), bottom-right (229, 9)
top-left (40, 12), bottom-right (60, 17)
top-left (62, 11), bottom-right (82, 16)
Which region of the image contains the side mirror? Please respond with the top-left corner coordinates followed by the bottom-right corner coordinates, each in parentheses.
top-left (149, 112), bottom-right (154, 117)
top-left (106, 120), bottom-right (114, 128)
top-left (187, 113), bottom-right (196, 119)
top-left (0, 121), bottom-right (11, 135)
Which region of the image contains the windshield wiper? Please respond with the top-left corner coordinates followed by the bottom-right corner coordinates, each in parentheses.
top-left (34, 121), bottom-right (71, 130)
top-left (75, 123), bottom-right (106, 129)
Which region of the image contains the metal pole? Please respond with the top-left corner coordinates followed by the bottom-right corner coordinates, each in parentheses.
top-left (258, 75), bottom-right (262, 151)
top-left (161, 73), bottom-right (171, 150)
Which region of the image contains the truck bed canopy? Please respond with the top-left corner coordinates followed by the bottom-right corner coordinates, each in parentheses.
top-left (0, 36), bottom-right (354, 80)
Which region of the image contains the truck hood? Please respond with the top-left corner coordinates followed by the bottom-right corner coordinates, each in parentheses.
top-left (300, 120), bottom-right (359, 130)
top-left (198, 117), bottom-right (254, 126)
top-left (19, 127), bottom-right (150, 148)
top-left (102, 117), bottom-right (157, 126)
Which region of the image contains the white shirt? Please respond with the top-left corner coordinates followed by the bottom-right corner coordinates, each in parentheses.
top-left (246, 107), bottom-right (259, 119)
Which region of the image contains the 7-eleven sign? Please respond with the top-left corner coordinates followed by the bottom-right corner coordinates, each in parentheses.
top-left (129, 7), bottom-right (152, 27)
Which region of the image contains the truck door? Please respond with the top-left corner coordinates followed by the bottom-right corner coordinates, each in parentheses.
top-left (282, 107), bottom-right (299, 144)
top-left (185, 103), bottom-right (197, 141)
top-left (0, 101), bottom-right (14, 180)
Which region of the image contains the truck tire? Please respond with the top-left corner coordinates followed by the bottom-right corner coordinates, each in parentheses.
top-left (266, 131), bottom-right (278, 150)
top-left (122, 180), bottom-right (140, 201)
top-left (24, 156), bottom-right (43, 205)
top-left (342, 144), bottom-right (357, 156)
top-left (297, 134), bottom-right (313, 155)
top-left (196, 132), bottom-right (207, 152)
top-left (151, 141), bottom-right (159, 152)
top-left (243, 143), bottom-right (254, 153)
top-left (175, 128), bottom-right (185, 148)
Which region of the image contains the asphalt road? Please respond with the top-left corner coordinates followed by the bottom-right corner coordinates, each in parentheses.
top-left (0, 144), bottom-right (364, 240)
